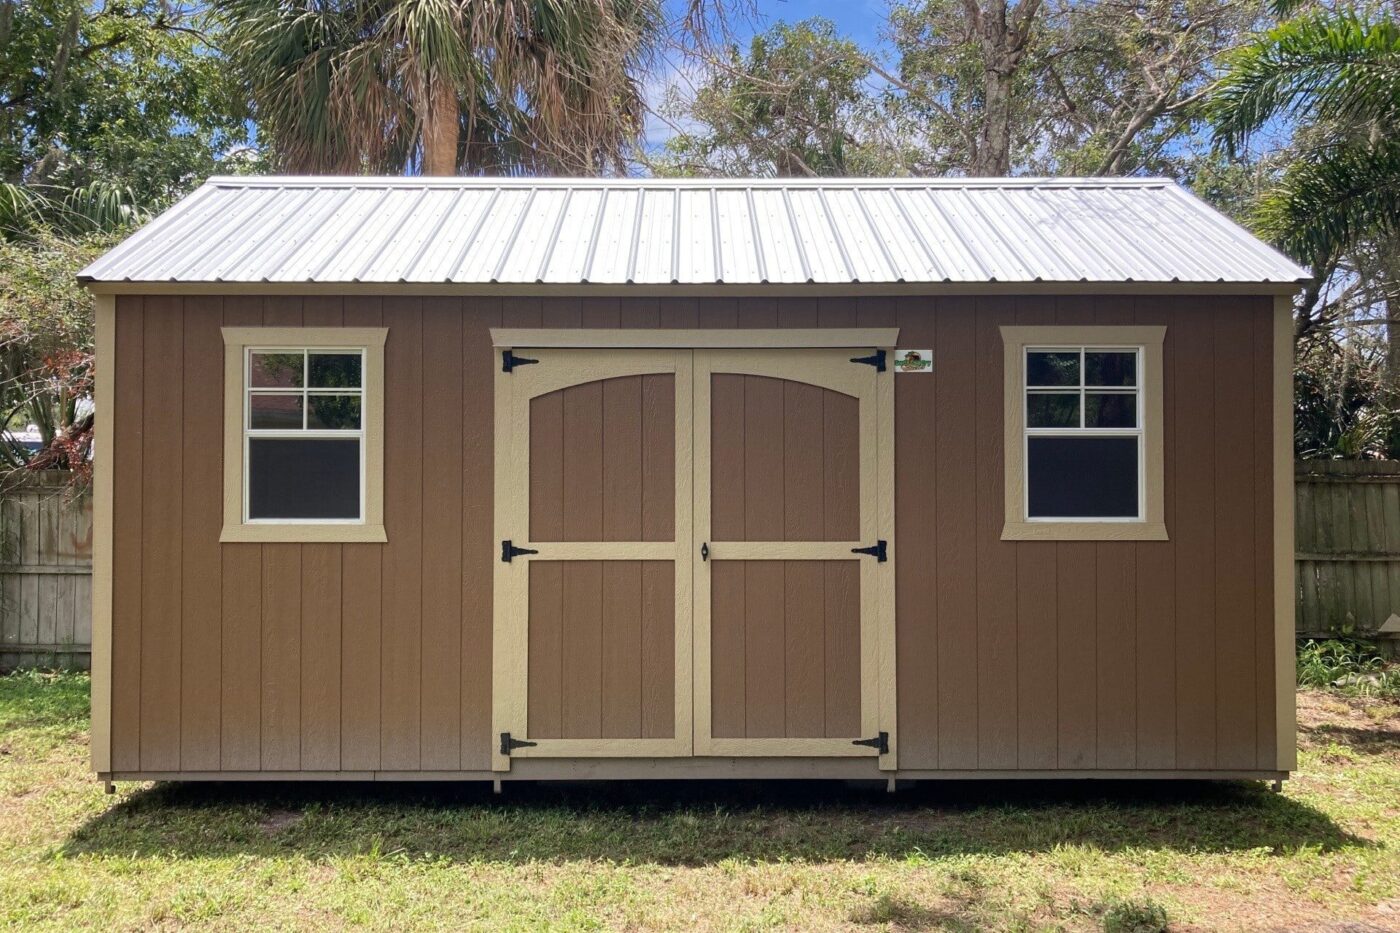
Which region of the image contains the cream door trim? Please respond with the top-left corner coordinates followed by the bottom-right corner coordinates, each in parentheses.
top-left (492, 348), bottom-right (694, 770)
top-left (90, 295), bottom-right (115, 774)
top-left (491, 328), bottom-right (900, 350)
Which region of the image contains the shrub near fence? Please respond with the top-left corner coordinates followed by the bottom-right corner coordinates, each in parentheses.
top-left (0, 472), bottom-right (92, 670)
top-left (1296, 460), bottom-right (1400, 643)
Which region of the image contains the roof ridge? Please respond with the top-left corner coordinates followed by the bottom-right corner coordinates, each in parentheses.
top-left (203, 175), bottom-right (1175, 190)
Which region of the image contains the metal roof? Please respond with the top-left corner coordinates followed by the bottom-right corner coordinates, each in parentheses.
top-left (80, 176), bottom-right (1309, 287)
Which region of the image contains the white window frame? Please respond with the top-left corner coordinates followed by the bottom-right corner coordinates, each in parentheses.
top-left (221, 327), bottom-right (387, 543)
top-left (1001, 325), bottom-right (1166, 542)
top-left (243, 347), bottom-right (367, 525)
top-left (1023, 345), bottom-right (1144, 523)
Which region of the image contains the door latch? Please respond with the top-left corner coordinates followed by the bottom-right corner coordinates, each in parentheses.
top-left (501, 540), bottom-right (539, 562)
top-left (851, 540), bottom-right (887, 562)
top-left (500, 732), bottom-right (538, 755)
top-left (852, 732), bottom-right (889, 754)
top-left (701, 542), bottom-right (709, 561)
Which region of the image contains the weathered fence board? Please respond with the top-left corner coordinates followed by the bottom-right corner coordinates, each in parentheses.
top-left (1295, 460), bottom-right (1400, 640)
top-left (0, 472), bottom-right (93, 669)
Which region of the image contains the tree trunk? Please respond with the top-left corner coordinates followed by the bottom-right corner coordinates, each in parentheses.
top-left (976, 63), bottom-right (1014, 175)
top-left (967, 0), bottom-right (1041, 177)
top-left (420, 74), bottom-right (459, 176)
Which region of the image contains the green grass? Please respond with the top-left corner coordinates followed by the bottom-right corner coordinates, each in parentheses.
top-left (2, 673), bottom-right (1399, 930)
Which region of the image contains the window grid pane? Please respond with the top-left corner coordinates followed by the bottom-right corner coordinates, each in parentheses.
top-left (245, 346), bottom-right (367, 523)
top-left (1024, 345), bottom-right (1144, 521)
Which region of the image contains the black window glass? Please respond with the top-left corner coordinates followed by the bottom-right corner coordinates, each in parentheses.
top-left (1028, 436), bottom-right (1138, 518)
top-left (1026, 351), bottom-right (1079, 387)
top-left (1084, 351), bottom-right (1136, 387)
top-left (309, 353), bottom-right (362, 388)
top-left (308, 395), bottom-right (361, 430)
top-left (1084, 392), bottom-right (1136, 428)
top-left (1027, 392), bottom-right (1079, 428)
top-left (248, 438), bottom-right (360, 519)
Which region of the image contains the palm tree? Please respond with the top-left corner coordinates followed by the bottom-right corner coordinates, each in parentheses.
top-left (1209, 11), bottom-right (1400, 329)
top-left (216, 0), bottom-right (662, 176)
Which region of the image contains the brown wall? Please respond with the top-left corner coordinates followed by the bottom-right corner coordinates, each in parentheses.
top-left (106, 293), bottom-right (1278, 774)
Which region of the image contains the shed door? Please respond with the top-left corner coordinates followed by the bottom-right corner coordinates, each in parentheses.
top-left (694, 350), bottom-right (890, 762)
top-left (492, 350), bottom-right (693, 770)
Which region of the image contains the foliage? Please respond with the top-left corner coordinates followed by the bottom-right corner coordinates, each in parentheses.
top-left (1211, 12), bottom-right (1400, 271)
top-left (660, 1), bottom-right (1265, 179)
top-left (1294, 333), bottom-right (1400, 458)
top-left (0, 231), bottom-right (112, 474)
top-left (216, 0), bottom-right (662, 175)
top-left (657, 19), bottom-right (901, 176)
top-left (0, 0), bottom-right (251, 235)
top-left (1101, 898), bottom-right (1170, 933)
top-left (1297, 638), bottom-right (1400, 697)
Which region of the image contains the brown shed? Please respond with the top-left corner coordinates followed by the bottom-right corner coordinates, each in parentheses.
top-left (81, 176), bottom-right (1308, 785)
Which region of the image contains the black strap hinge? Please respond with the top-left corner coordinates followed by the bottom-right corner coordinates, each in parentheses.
top-left (851, 540), bottom-right (887, 562)
top-left (502, 349), bottom-right (539, 373)
top-left (501, 540), bottom-right (539, 562)
top-left (850, 349), bottom-right (886, 372)
top-left (500, 732), bottom-right (538, 755)
top-left (852, 731), bottom-right (889, 754)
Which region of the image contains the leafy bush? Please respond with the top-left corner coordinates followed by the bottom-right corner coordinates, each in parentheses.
top-left (1102, 898), bottom-right (1170, 933)
top-left (1297, 638), bottom-right (1400, 697)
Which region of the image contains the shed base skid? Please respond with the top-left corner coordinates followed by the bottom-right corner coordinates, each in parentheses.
top-left (98, 764), bottom-right (1290, 783)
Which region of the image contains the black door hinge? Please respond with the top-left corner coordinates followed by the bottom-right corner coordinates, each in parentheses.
top-left (852, 732), bottom-right (889, 754)
top-left (502, 349), bottom-right (539, 373)
top-left (500, 732), bottom-right (538, 756)
top-left (850, 349), bottom-right (886, 372)
top-left (501, 540), bottom-right (539, 562)
top-left (851, 540), bottom-right (887, 562)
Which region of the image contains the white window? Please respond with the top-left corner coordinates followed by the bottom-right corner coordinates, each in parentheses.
top-left (1023, 346), bottom-right (1142, 520)
top-left (245, 348), bottom-right (365, 522)
top-left (1000, 325), bottom-right (1166, 541)
top-left (221, 327), bottom-right (387, 543)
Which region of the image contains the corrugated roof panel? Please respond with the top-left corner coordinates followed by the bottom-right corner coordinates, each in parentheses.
top-left (632, 188), bottom-right (677, 284)
top-left (80, 176), bottom-right (1312, 287)
top-left (674, 187), bottom-right (716, 283)
top-left (452, 188), bottom-right (532, 281)
top-left (584, 187), bottom-right (640, 284)
top-left (748, 188), bottom-right (806, 283)
top-left (713, 188), bottom-right (762, 283)
top-left (316, 188), bottom-right (425, 282)
top-left (494, 187), bottom-right (569, 282)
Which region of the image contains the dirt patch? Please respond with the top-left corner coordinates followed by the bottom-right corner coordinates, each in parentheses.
top-left (1298, 691), bottom-right (1400, 758)
top-left (256, 809), bottom-right (304, 835)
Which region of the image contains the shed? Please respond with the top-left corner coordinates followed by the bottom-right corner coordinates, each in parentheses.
top-left (81, 176), bottom-right (1308, 785)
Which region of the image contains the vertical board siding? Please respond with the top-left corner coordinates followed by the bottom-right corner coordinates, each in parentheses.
top-left (105, 293), bottom-right (1277, 775)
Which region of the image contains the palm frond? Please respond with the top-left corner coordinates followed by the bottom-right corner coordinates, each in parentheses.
top-left (1254, 140), bottom-right (1400, 267)
top-left (1210, 13), bottom-right (1400, 151)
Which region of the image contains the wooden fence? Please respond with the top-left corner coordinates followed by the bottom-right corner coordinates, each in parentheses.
top-left (0, 472), bottom-right (92, 669)
top-left (1, 464), bottom-right (1397, 668)
top-left (1296, 460), bottom-right (1400, 640)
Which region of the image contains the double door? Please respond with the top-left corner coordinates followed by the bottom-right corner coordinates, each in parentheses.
top-left (492, 343), bottom-right (894, 771)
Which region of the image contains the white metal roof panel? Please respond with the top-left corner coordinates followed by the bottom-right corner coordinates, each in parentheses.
top-left (80, 176), bottom-right (1311, 287)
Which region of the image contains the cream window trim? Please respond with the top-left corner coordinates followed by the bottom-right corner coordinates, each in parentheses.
top-left (220, 327), bottom-right (387, 543)
top-left (1000, 325), bottom-right (1167, 542)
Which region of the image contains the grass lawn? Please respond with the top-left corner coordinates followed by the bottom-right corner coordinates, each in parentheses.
top-left (2, 673), bottom-right (1398, 931)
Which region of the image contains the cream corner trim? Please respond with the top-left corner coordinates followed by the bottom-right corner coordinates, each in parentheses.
top-left (90, 294), bottom-right (115, 773)
top-left (220, 327), bottom-right (387, 544)
top-left (1274, 296), bottom-right (1297, 771)
top-left (490, 328), bottom-right (900, 350)
top-left (999, 325), bottom-right (1167, 542)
